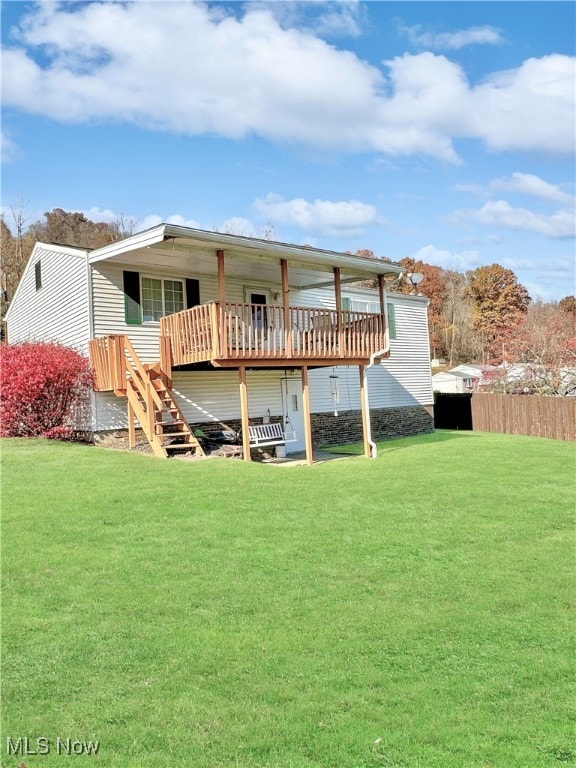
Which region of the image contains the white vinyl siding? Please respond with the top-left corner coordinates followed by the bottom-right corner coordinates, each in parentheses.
top-left (6, 244), bottom-right (90, 353)
top-left (92, 262), bottom-right (197, 362)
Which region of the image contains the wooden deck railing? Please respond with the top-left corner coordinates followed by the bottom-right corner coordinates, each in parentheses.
top-left (160, 302), bottom-right (387, 366)
top-left (89, 336), bottom-right (125, 391)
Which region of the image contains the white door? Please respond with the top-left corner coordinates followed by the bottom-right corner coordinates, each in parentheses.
top-left (283, 378), bottom-right (306, 453)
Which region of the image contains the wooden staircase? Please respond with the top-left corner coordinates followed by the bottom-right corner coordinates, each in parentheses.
top-left (90, 335), bottom-right (205, 459)
top-left (129, 365), bottom-right (205, 459)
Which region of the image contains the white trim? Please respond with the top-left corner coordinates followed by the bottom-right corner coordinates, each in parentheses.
top-left (87, 224), bottom-right (403, 278)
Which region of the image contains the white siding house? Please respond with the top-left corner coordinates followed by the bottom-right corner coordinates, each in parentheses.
top-left (6, 225), bottom-right (434, 459)
top-left (5, 243), bottom-right (92, 352)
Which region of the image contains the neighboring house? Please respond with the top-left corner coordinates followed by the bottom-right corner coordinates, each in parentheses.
top-left (5, 224), bottom-right (434, 463)
top-left (431, 370), bottom-right (477, 393)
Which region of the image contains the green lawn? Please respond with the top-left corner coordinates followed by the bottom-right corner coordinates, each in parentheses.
top-left (1, 432), bottom-right (574, 767)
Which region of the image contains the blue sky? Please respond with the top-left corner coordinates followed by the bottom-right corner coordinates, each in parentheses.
top-left (1, 0), bottom-right (574, 301)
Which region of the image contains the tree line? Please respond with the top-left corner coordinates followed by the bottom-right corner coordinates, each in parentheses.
top-left (1, 208), bottom-right (574, 379)
top-left (355, 251), bottom-right (575, 379)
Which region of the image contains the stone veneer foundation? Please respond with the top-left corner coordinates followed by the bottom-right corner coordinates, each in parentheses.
top-left (311, 405), bottom-right (434, 447)
top-left (91, 405), bottom-right (433, 453)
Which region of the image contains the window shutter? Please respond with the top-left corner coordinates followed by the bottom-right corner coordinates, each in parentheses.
top-left (341, 296), bottom-right (351, 311)
top-left (185, 278), bottom-right (200, 308)
top-left (387, 301), bottom-right (396, 339)
top-left (123, 271), bottom-right (141, 325)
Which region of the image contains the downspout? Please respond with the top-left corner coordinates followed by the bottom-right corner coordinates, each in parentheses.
top-left (364, 295), bottom-right (391, 458)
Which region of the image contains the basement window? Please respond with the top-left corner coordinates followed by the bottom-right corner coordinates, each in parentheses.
top-left (35, 261), bottom-right (42, 291)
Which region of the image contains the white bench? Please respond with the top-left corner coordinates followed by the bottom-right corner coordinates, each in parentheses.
top-left (248, 423), bottom-right (296, 448)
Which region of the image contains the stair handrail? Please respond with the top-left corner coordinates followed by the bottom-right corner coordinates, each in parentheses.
top-left (122, 337), bottom-right (164, 411)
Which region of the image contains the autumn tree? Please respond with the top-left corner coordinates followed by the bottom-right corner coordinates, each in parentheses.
top-left (467, 264), bottom-right (530, 363)
top-left (506, 301), bottom-right (576, 394)
top-left (27, 208), bottom-right (127, 249)
top-left (1, 212), bottom-right (36, 329)
top-left (397, 257), bottom-right (449, 360)
top-left (1, 207), bottom-right (133, 327)
top-left (559, 295), bottom-right (576, 316)
top-left (441, 270), bottom-right (484, 365)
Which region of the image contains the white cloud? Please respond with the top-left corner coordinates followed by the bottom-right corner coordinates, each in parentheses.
top-left (135, 213), bottom-right (202, 232)
top-left (491, 173), bottom-right (574, 205)
top-left (1, 129), bottom-right (19, 163)
top-left (463, 200), bottom-right (575, 239)
top-left (80, 207), bottom-right (201, 233)
top-left (409, 244), bottom-right (482, 272)
top-left (253, 193), bottom-right (383, 235)
top-left (83, 206), bottom-right (123, 224)
top-left (400, 23), bottom-right (504, 51)
top-left (470, 55), bottom-right (575, 154)
top-left (261, 1), bottom-right (365, 38)
top-left (1, 3), bottom-right (574, 161)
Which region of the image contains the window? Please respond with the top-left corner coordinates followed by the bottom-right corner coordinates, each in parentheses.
top-left (349, 298), bottom-right (380, 313)
top-left (35, 261), bottom-right (42, 291)
top-left (141, 277), bottom-right (184, 322)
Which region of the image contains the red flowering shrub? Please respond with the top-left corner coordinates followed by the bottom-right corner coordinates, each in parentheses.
top-left (0, 342), bottom-right (93, 438)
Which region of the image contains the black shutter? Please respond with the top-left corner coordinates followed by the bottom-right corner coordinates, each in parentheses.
top-left (185, 278), bottom-right (200, 308)
top-left (123, 271), bottom-right (141, 325)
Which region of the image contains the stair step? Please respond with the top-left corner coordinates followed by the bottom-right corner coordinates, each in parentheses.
top-left (159, 430), bottom-right (191, 438)
top-left (164, 443), bottom-right (201, 451)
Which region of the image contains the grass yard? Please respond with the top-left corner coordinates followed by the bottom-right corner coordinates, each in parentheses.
top-left (1, 431), bottom-right (574, 767)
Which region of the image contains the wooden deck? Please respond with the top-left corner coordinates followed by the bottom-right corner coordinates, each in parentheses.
top-left (159, 302), bottom-right (388, 368)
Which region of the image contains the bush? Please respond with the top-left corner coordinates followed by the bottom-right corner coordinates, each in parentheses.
top-left (0, 342), bottom-right (93, 438)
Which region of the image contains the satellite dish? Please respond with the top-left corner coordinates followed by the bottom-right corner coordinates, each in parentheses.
top-left (406, 272), bottom-right (424, 285)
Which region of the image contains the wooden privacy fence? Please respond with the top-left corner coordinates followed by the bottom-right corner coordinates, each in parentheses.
top-left (471, 393), bottom-right (576, 442)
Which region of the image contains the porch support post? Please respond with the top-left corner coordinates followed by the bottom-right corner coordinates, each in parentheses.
top-left (217, 249), bottom-right (226, 359)
top-left (334, 267), bottom-right (343, 354)
top-left (359, 365), bottom-right (371, 458)
top-left (301, 365), bottom-right (314, 465)
top-left (378, 274), bottom-right (386, 314)
top-left (128, 401), bottom-right (136, 449)
top-left (217, 249), bottom-right (226, 305)
top-left (280, 258), bottom-right (292, 356)
top-left (239, 365), bottom-right (251, 462)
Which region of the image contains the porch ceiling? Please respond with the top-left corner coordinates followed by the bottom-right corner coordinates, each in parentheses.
top-left (88, 224), bottom-right (401, 289)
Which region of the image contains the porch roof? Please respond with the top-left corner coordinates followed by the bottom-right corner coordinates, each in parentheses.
top-left (87, 224), bottom-right (402, 289)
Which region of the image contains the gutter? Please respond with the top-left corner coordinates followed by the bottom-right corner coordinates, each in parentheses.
top-left (364, 295), bottom-right (392, 459)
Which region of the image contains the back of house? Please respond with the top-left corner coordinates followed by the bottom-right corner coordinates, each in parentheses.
top-left (6, 225), bottom-right (434, 457)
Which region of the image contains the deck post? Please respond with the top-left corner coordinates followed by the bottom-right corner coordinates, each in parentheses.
top-left (239, 365), bottom-right (251, 462)
top-left (333, 267), bottom-right (343, 356)
top-left (112, 335), bottom-right (125, 390)
top-left (217, 249), bottom-right (226, 305)
top-left (159, 334), bottom-right (173, 388)
top-left (301, 365), bottom-right (314, 465)
top-left (378, 274), bottom-right (386, 315)
top-left (280, 258), bottom-right (292, 357)
top-left (359, 365), bottom-right (371, 458)
top-left (217, 250), bottom-right (226, 358)
top-left (128, 400), bottom-right (136, 449)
